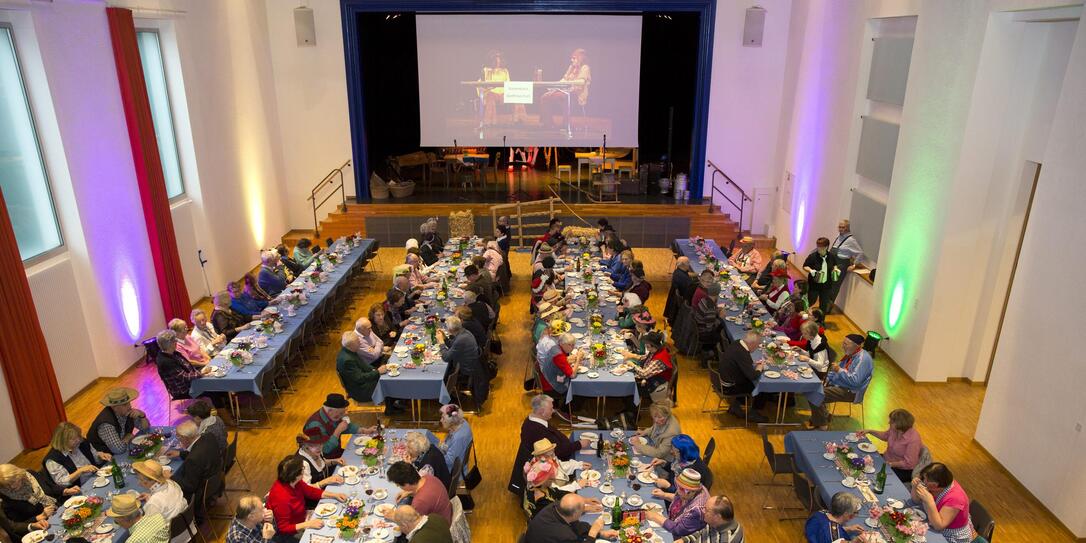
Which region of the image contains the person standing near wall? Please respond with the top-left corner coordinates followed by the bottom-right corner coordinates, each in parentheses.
top-left (825, 219), bottom-right (864, 314)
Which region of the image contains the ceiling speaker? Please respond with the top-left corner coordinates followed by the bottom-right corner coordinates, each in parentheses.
top-left (294, 6), bottom-right (316, 47)
top-left (743, 6), bottom-right (766, 47)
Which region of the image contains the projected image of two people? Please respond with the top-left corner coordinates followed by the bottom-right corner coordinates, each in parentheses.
top-left (477, 48), bottom-right (591, 133)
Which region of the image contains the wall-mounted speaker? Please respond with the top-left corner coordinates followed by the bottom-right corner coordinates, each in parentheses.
top-left (294, 7), bottom-right (316, 47)
top-left (743, 6), bottom-right (766, 47)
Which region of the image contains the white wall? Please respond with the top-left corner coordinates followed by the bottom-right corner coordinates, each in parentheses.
top-left (976, 14), bottom-right (1086, 537)
top-left (703, 0), bottom-right (793, 234)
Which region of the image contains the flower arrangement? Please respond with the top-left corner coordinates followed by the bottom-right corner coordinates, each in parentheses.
top-left (690, 236), bottom-right (705, 246)
top-left (868, 505), bottom-right (928, 543)
top-left (825, 442), bottom-right (864, 478)
top-left (285, 290), bottom-right (305, 307)
top-left (751, 318), bottom-right (765, 334)
top-left (411, 343), bottom-right (426, 363)
top-left (587, 291), bottom-right (599, 308)
top-left (590, 313), bottom-right (603, 334)
top-left (763, 341), bottom-right (783, 363)
top-left (360, 438), bottom-right (384, 467)
top-left (336, 500), bottom-right (363, 539)
top-left (592, 343), bottom-right (607, 365)
top-left (425, 315), bottom-right (438, 343)
top-left (619, 525), bottom-right (656, 543)
top-left (62, 496), bottom-right (104, 534)
top-left (325, 252), bottom-right (341, 265)
top-left (611, 446), bottom-right (630, 477)
top-left (581, 251), bottom-right (591, 262)
top-left (128, 431), bottom-right (166, 460)
top-left (259, 317), bottom-right (280, 335)
top-left (228, 349), bottom-right (254, 368)
top-left (451, 252), bottom-right (462, 265)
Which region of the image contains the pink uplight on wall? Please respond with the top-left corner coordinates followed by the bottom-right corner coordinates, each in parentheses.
top-left (119, 276), bottom-right (141, 340)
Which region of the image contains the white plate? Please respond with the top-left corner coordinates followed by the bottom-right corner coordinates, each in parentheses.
top-left (371, 528), bottom-right (391, 539)
top-left (910, 508), bottom-right (927, 520)
top-left (345, 476), bottom-right (361, 486)
top-left (577, 366), bottom-right (589, 374)
top-left (602, 495), bottom-right (620, 507)
top-left (156, 455), bottom-right (171, 465)
top-left (314, 503), bottom-right (339, 518)
top-left (637, 471), bottom-right (657, 484)
top-left (394, 346), bottom-right (408, 354)
top-left (388, 371), bottom-right (401, 377)
top-left (64, 495), bottom-right (87, 508)
top-left (598, 483), bottom-right (614, 494)
top-left (93, 477), bottom-right (109, 488)
top-left (581, 432), bottom-right (599, 442)
top-left (95, 524), bottom-right (114, 534)
top-left (97, 467), bottom-right (112, 477)
top-left (822, 453), bottom-right (835, 460)
top-left (373, 489), bottom-right (388, 500)
top-left (886, 499), bottom-right (904, 509)
top-left (20, 530), bottom-right (46, 543)
top-left (865, 517), bottom-right (881, 528)
top-left (841, 477), bottom-right (857, 488)
top-left (762, 371), bottom-right (781, 379)
top-left (642, 502), bottom-right (663, 513)
top-left (627, 495), bottom-right (644, 507)
top-left (610, 429), bottom-right (625, 439)
top-left (573, 333), bottom-right (585, 339)
top-left (131, 435), bottom-right (152, 446)
top-left (858, 443), bottom-right (877, 453)
top-left (580, 469), bottom-right (601, 481)
top-left (864, 466), bottom-right (876, 474)
top-left (587, 372), bottom-right (600, 379)
top-left (374, 503), bottom-right (395, 518)
top-left (844, 433), bottom-right (860, 443)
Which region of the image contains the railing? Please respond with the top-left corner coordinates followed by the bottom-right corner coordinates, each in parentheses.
top-left (307, 159), bottom-right (351, 235)
top-left (490, 198), bottom-right (560, 249)
top-left (706, 160), bottom-right (753, 233)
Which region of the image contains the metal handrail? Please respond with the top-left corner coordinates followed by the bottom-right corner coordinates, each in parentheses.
top-left (307, 159), bottom-right (351, 235)
top-left (706, 160), bottom-right (753, 233)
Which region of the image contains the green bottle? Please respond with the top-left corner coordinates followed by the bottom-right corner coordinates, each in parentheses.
top-left (874, 463), bottom-right (886, 494)
top-left (610, 492), bottom-right (622, 530)
top-left (111, 458), bottom-right (125, 489)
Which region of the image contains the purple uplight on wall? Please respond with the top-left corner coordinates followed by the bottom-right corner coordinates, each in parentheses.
top-left (119, 275), bottom-right (142, 340)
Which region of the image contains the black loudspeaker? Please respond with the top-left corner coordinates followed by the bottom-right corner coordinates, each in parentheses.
top-left (743, 6), bottom-right (767, 47)
top-left (294, 6), bottom-right (316, 47)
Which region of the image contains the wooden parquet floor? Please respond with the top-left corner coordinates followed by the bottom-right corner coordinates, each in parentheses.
top-left (11, 248), bottom-right (1079, 542)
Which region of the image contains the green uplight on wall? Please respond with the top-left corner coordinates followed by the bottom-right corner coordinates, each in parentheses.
top-left (886, 280), bottom-right (905, 332)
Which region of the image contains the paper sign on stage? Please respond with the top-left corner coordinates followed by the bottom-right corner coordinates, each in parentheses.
top-left (503, 81), bottom-right (534, 104)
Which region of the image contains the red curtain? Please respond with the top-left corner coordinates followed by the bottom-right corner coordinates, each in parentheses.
top-left (107, 7), bottom-right (192, 323)
top-left (0, 190), bottom-right (66, 448)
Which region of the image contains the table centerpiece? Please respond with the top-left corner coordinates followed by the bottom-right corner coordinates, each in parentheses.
top-left (335, 499), bottom-right (364, 540)
top-left (410, 343), bottom-right (426, 364)
top-left (425, 315), bottom-right (439, 344)
top-left (227, 349), bottom-right (254, 368)
top-left (868, 505), bottom-right (928, 543)
top-left (62, 495), bottom-right (105, 537)
top-left (359, 437), bottom-right (384, 467)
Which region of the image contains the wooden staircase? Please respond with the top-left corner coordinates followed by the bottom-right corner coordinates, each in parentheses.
top-left (282, 201), bottom-right (774, 249)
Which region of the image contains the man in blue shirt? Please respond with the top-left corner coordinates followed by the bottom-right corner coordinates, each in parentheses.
top-left (808, 333), bottom-right (872, 429)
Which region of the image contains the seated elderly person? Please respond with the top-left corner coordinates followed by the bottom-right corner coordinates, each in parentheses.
top-left (189, 308), bottom-right (226, 357)
top-left (369, 301), bottom-right (400, 347)
top-left (276, 244), bottom-right (304, 278)
top-left (539, 332), bottom-right (583, 408)
top-left (525, 494), bottom-right (617, 543)
top-left (752, 252), bottom-right (787, 293)
top-left (0, 464), bottom-right (57, 539)
top-left (292, 237), bottom-right (320, 268)
top-left (508, 395), bottom-right (593, 494)
top-left (681, 495), bottom-right (745, 543)
top-left (610, 250), bottom-right (634, 291)
top-left (226, 495), bottom-right (277, 543)
top-left (644, 468), bottom-right (710, 538)
top-left (620, 331), bottom-right (674, 420)
top-left (859, 409), bottom-right (925, 483)
top-left (302, 394), bottom-right (362, 459)
top-left (386, 462), bottom-right (452, 524)
top-left (630, 401), bottom-right (681, 462)
top-left (267, 456), bottom-right (346, 539)
top-left (419, 232), bottom-right (443, 266)
top-left (649, 434), bottom-right (714, 493)
top-left (619, 310), bottom-right (657, 361)
top-left (759, 270), bottom-right (791, 313)
top-left (795, 320), bottom-right (831, 375)
top-left (438, 404), bottom-right (472, 475)
top-left (353, 318), bottom-right (388, 367)
top-left (615, 293), bottom-right (644, 329)
top-left (294, 434), bottom-right (345, 509)
top-left (463, 288), bottom-right (494, 331)
top-left (171, 420), bottom-right (223, 506)
top-left (522, 460), bottom-right (566, 520)
top-left (132, 460), bottom-right (186, 522)
top-left (104, 493), bottom-right (170, 543)
top-left (185, 400), bottom-right (228, 452)
top-left (807, 334), bottom-right (873, 430)
top-left (693, 282), bottom-right (725, 354)
top-left (88, 387), bottom-right (150, 455)
top-left (438, 316), bottom-right (488, 407)
top-left (257, 250), bottom-right (289, 296)
top-left (167, 318), bottom-right (210, 367)
top-left (336, 331), bottom-right (387, 404)
top-left (155, 330), bottom-right (211, 400)
top-left (392, 504), bottom-right (453, 543)
top-left (626, 262), bottom-right (652, 303)
top-left (43, 422), bottom-right (111, 492)
top-left (805, 491), bottom-right (864, 543)
top-left (210, 291), bottom-right (250, 342)
top-left (404, 431), bottom-right (452, 490)
top-left (406, 253), bottom-right (439, 290)
top-left (728, 236), bottom-right (763, 281)
top-left (671, 256), bottom-right (697, 302)
top-left (455, 306), bottom-right (488, 351)
top-left (227, 279), bottom-right (267, 318)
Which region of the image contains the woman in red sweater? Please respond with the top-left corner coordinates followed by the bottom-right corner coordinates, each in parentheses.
top-left (266, 456), bottom-right (347, 540)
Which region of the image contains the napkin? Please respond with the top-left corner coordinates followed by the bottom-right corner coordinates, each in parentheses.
top-left (557, 482), bottom-right (583, 492)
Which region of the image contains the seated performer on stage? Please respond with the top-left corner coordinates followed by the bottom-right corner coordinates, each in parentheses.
top-left (480, 50), bottom-right (509, 127)
top-left (541, 48), bottom-right (591, 131)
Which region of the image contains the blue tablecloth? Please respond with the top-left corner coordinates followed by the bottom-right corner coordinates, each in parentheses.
top-left (300, 429), bottom-right (437, 543)
top-left (46, 427), bottom-right (182, 542)
top-left (559, 245), bottom-right (640, 405)
top-left (785, 431), bottom-right (949, 543)
top-left (373, 239), bottom-right (486, 405)
top-left (190, 240), bottom-right (374, 397)
top-left (571, 430), bottom-right (674, 543)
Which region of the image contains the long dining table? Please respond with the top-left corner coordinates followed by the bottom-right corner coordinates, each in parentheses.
top-left (189, 238), bottom-right (375, 425)
top-left (372, 238), bottom-right (486, 424)
top-left (785, 430), bottom-right (949, 543)
top-left (673, 238), bottom-right (825, 423)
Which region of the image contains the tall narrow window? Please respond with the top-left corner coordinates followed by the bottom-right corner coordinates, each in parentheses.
top-left (135, 30), bottom-right (184, 199)
top-left (0, 26), bottom-right (63, 262)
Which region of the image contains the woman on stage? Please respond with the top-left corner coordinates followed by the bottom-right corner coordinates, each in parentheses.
top-left (541, 48), bottom-right (591, 131)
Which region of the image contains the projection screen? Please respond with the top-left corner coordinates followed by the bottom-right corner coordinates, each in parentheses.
top-left (415, 14), bottom-right (642, 147)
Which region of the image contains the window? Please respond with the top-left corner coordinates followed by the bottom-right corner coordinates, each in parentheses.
top-left (0, 25), bottom-right (63, 262)
top-left (136, 30), bottom-right (184, 199)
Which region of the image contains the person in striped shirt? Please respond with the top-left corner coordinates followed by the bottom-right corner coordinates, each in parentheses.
top-left (681, 495), bottom-right (744, 543)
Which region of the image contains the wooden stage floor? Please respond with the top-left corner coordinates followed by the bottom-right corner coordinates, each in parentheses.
top-left (11, 248), bottom-right (1079, 542)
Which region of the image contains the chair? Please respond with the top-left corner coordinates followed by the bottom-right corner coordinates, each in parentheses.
top-left (828, 383), bottom-right (867, 428)
top-left (223, 430), bottom-right (252, 493)
top-left (449, 496), bottom-right (472, 543)
top-left (970, 499), bottom-right (995, 542)
top-left (199, 471), bottom-right (229, 539)
top-left (780, 456), bottom-right (821, 521)
top-left (757, 424), bottom-right (797, 509)
top-left (447, 456), bottom-right (463, 500)
top-left (912, 445), bottom-right (933, 479)
top-left (703, 437), bottom-right (717, 466)
top-left (335, 372), bottom-right (386, 426)
top-left (170, 499), bottom-right (204, 543)
top-left (702, 367), bottom-right (750, 429)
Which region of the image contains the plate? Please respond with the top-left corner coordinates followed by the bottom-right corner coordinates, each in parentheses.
top-left (577, 366), bottom-right (589, 374)
top-left (581, 432), bottom-right (599, 442)
top-left (598, 483), bottom-right (614, 495)
top-left (822, 453), bottom-right (835, 460)
top-left (373, 489), bottom-right (388, 500)
top-left (371, 528), bottom-right (390, 539)
top-left (844, 433), bottom-right (860, 443)
top-left (864, 466), bottom-right (876, 474)
top-left (314, 503), bottom-right (339, 518)
top-left (866, 517), bottom-right (880, 528)
top-left (573, 333), bottom-right (585, 339)
top-left (762, 371), bottom-right (781, 379)
top-left (97, 467), bottom-right (112, 477)
top-left (910, 508), bottom-right (927, 520)
top-left (602, 495), bottom-right (620, 508)
top-left (858, 443), bottom-right (877, 453)
top-left (374, 503), bottom-right (394, 518)
top-left (95, 524), bottom-right (114, 534)
top-left (637, 471), bottom-right (657, 484)
top-left (156, 455), bottom-right (171, 465)
top-left (64, 496), bottom-right (87, 508)
top-left (587, 372), bottom-right (600, 379)
top-left (93, 477), bottom-right (109, 488)
top-left (642, 502), bottom-right (663, 513)
top-left (841, 477), bottom-right (857, 488)
top-left (345, 476), bottom-right (361, 486)
top-left (20, 531), bottom-right (46, 543)
top-left (610, 429), bottom-right (625, 439)
top-left (131, 435), bottom-right (152, 446)
top-left (580, 469), bottom-right (601, 481)
top-left (627, 495), bottom-right (644, 507)
top-left (886, 499), bottom-right (904, 509)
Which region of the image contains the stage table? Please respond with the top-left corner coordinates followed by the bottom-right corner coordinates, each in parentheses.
top-left (570, 429), bottom-right (674, 543)
top-left (785, 431), bottom-right (949, 543)
top-left (46, 427), bottom-right (182, 543)
top-left (189, 239), bottom-right (374, 423)
top-left (299, 429), bottom-right (439, 543)
top-left (373, 238), bottom-right (486, 423)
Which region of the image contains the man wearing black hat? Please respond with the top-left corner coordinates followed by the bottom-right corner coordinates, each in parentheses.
top-left (808, 334), bottom-right (873, 429)
top-left (302, 394), bottom-right (361, 459)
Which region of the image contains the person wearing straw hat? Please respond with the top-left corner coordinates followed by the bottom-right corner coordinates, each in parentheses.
top-left (728, 236), bottom-right (763, 278)
top-left (88, 387), bottom-right (150, 455)
top-left (107, 493), bottom-right (170, 543)
top-left (646, 468), bottom-right (710, 538)
top-left (529, 437), bottom-right (589, 487)
top-left (132, 460), bottom-right (186, 523)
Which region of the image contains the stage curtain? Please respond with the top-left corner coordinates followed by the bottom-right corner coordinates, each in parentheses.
top-left (0, 189), bottom-right (66, 449)
top-left (107, 7), bottom-right (192, 323)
